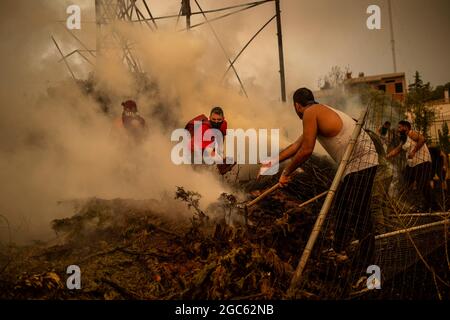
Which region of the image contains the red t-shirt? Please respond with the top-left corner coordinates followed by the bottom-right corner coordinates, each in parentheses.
top-left (188, 115), bottom-right (227, 152)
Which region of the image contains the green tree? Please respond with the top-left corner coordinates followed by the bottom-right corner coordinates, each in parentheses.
top-left (431, 82), bottom-right (450, 101)
top-left (405, 71), bottom-right (435, 138)
top-left (318, 65), bottom-right (349, 90)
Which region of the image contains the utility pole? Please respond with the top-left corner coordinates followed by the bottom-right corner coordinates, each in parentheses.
top-left (275, 0), bottom-right (286, 102)
top-left (388, 0), bottom-right (397, 73)
top-left (182, 0), bottom-right (192, 30)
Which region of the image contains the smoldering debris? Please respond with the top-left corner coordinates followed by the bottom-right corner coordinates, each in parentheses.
top-left (2, 152), bottom-right (450, 300)
top-left (0, 154), bottom-right (335, 299)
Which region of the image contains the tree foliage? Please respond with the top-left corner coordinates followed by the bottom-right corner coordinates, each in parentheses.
top-left (405, 71), bottom-right (435, 138)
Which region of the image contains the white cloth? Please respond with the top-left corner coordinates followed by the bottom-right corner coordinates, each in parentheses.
top-left (316, 106), bottom-right (379, 177)
top-left (401, 136), bottom-right (431, 167)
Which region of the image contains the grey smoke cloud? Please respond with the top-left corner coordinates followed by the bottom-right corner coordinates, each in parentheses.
top-left (0, 0), bottom-right (298, 244)
top-left (2, 0), bottom-right (445, 243)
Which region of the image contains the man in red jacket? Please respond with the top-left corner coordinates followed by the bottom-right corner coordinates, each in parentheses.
top-left (185, 106), bottom-right (234, 174)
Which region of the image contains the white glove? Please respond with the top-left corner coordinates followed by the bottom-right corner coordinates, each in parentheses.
top-left (259, 158), bottom-right (280, 176)
top-left (203, 146), bottom-right (223, 164)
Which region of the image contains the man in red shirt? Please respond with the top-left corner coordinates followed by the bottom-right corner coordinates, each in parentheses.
top-left (186, 106), bottom-right (227, 152)
top-left (185, 106), bottom-right (233, 174)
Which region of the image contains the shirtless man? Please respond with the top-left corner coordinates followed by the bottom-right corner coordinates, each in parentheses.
top-left (262, 87), bottom-right (379, 290)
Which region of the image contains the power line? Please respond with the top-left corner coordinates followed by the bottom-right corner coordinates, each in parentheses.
top-left (223, 15), bottom-right (276, 78)
top-left (193, 0), bottom-right (248, 98)
top-left (128, 0), bottom-right (274, 23)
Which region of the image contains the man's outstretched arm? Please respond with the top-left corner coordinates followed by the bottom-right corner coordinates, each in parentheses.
top-left (280, 110), bottom-right (317, 184)
top-left (277, 135), bottom-right (303, 164)
top-left (386, 144), bottom-right (402, 159)
top-left (258, 133), bottom-right (303, 177)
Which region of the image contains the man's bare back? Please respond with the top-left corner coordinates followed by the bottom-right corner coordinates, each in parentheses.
top-left (303, 104), bottom-right (343, 138)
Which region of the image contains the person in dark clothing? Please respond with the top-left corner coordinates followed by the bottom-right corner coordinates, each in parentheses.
top-left (387, 120), bottom-right (436, 211)
top-left (377, 121), bottom-right (392, 150)
top-left (429, 145), bottom-right (448, 190)
top-left (111, 100), bottom-right (148, 145)
top-left (333, 166), bottom-right (377, 267)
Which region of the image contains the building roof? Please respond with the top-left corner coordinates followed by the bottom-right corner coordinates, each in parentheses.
top-left (345, 72), bottom-right (405, 84)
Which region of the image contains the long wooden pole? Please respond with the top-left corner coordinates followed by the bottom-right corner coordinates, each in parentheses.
top-left (375, 219), bottom-right (450, 240)
top-left (349, 219), bottom-right (450, 246)
top-left (288, 108), bottom-right (369, 294)
top-left (182, 0), bottom-right (192, 30)
top-left (297, 191), bottom-right (328, 209)
top-left (393, 212), bottom-right (450, 218)
top-left (387, 0), bottom-right (397, 72)
top-left (275, 0), bottom-right (286, 102)
top-left (245, 183), bottom-right (280, 208)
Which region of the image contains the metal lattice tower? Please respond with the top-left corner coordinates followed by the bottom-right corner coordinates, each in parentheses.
top-left (55, 1), bottom-right (287, 101)
top-left (94, 0), bottom-right (158, 73)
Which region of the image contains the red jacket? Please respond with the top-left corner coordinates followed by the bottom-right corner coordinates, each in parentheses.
top-left (185, 114), bottom-right (227, 152)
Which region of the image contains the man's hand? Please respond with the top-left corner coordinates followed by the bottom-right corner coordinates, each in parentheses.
top-left (386, 144), bottom-right (402, 160)
top-left (278, 173), bottom-right (292, 187)
top-left (408, 150), bottom-right (416, 159)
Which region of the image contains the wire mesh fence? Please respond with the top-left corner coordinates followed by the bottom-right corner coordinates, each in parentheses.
top-left (290, 97), bottom-right (450, 299)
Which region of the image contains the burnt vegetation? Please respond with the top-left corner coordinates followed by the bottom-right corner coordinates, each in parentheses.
top-left (0, 154), bottom-right (449, 300)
